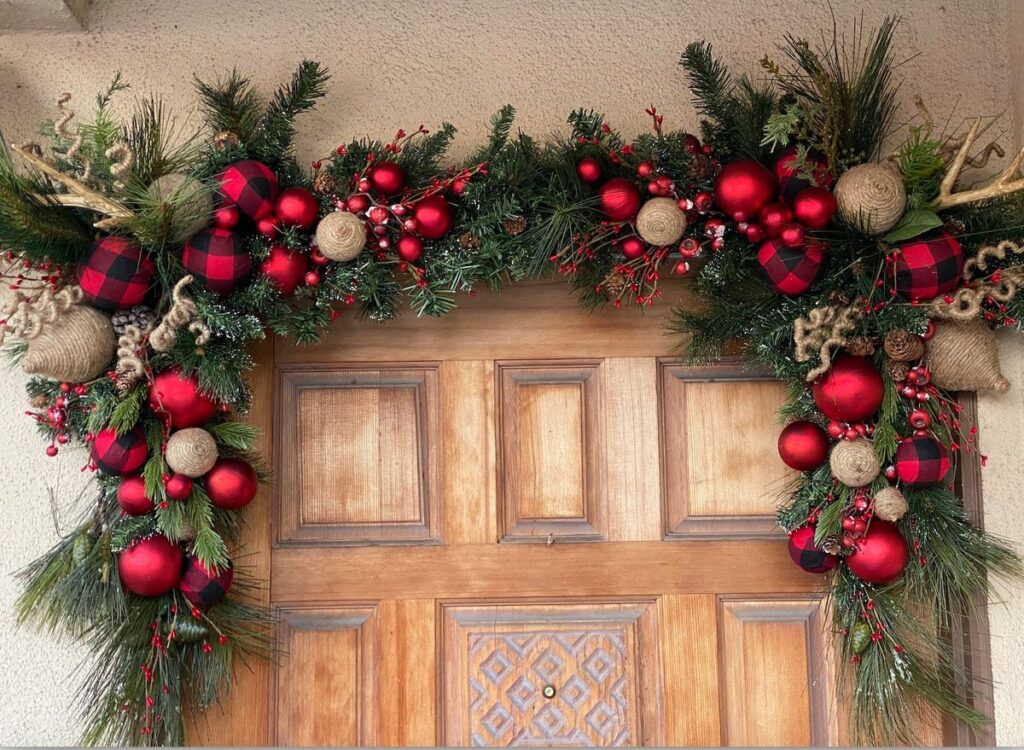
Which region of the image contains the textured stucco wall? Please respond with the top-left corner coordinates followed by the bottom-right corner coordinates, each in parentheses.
top-left (1, 0), bottom-right (1022, 745)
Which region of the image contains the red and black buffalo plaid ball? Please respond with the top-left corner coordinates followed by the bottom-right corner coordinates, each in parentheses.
top-left (77, 237), bottom-right (155, 312)
top-left (788, 526), bottom-right (838, 574)
top-left (891, 230), bottom-right (964, 302)
top-left (895, 434), bottom-right (951, 485)
top-left (91, 426), bottom-right (148, 476)
top-left (757, 239), bottom-right (824, 295)
top-left (217, 159), bottom-right (279, 221)
top-left (182, 227), bottom-right (253, 295)
top-left (178, 555), bottom-right (234, 608)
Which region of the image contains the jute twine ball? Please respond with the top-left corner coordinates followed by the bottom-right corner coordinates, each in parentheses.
top-left (829, 438), bottom-right (881, 487)
top-left (833, 163), bottom-right (906, 236)
top-left (165, 427), bottom-right (218, 478)
top-left (315, 211), bottom-right (367, 262)
top-left (22, 305), bottom-right (117, 382)
top-left (147, 173), bottom-right (213, 245)
top-left (926, 319), bottom-right (1010, 392)
top-left (873, 486), bottom-right (908, 522)
top-left (635, 197), bottom-right (687, 246)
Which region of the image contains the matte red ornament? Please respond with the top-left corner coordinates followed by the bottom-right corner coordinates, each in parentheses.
top-left (758, 202), bottom-right (792, 238)
top-left (178, 555), bottom-right (234, 608)
top-left (891, 230), bottom-right (965, 302)
top-left (369, 162), bottom-right (407, 195)
top-left (792, 186), bottom-right (837, 229)
top-left (846, 520), bottom-right (909, 584)
top-left (576, 156), bottom-right (602, 183)
top-left (117, 475), bottom-right (154, 516)
top-left (212, 204), bottom-right (240, 230)
top-left (148, 369), bottom-right (217, 429)
top-left (413, 195), bottom-right (454, 239)
top-left (217, 159), bottom-right (279, 221)
top-left (788, 526), bottom-right (838, 574)
top-left (757, 239), bottom-right (823, 295)
top-left (620, 236), bottom-right (645, 260)
top-left (713, 160), bottom-right (775, 221)
top-left (204, 457), bottom-right (258, 510)
top-left (164, 474), bottom-right (194, 502)
top-left (77, 237), bottom-right (156, 312)
top-left (256, 215), bottom-right (278, 238)
top-left (182, 228), bottom-right (252, 296)
top-left (346, 194), bottom-right (370, 213)
top-left (92, 427), bottom-right (148, 476)
top-left (779, 224), bottom-right (806, 248)
top-left (599, 177), bottom-right (641, 221)
top-left (812, 355), bottom-right (885, 422)
top-left (261, 245), bottom-right (309, 295)
top-left (774, 147), bottom-right (832, 202)
top-left (778, 421), bottom-right (830, 471)
top-left (894, 434), bottom-right (951, 485)
top-left (118, 535), bottom-right (184, 597)
top-left (274, 187), bottom-right (319, 229)
top-left (396, 234), bottom-right (423, 262)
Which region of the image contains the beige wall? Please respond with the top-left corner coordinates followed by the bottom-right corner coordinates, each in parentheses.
top-left (1, 0), bottom-right (1022, 744)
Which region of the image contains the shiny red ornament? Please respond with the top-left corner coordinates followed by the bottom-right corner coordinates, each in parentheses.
top-left (164, 474), bottom-right (194, 502)
top-left (779, 224), bottom-right (806, 248)
top-left (261, 245), bottom-right (309, 295)
top-left (682, 134), bottom-right (701, 154)
top-left (413, 195), bottom-right (454, 239)
top-left (256, 215), bottom-right (278, 238)
top-left (845, 520), bottom-right (909, 584)
top-left (713, 160), bottom-right (775, 221)
top-left (118, 535), bottom-right (184, 597)
top-left (620, 236), bottom-right (645, 260)
top-left (758, 202), bottom-right (792, 238)
top-left (275, 187), bottom-right (320, 230)
top-left (599, 177), bottom-right (641, 221)
top-left (212, 205), bottom-right (240, 230)
top-left (792, 186), bottom-right (837, 229)
top-left (778, 421), bottom-right (830, 471)
top-left (346, 194), bottom-right (370, 213)
top-left (117, 475), bottom-right (154, 516)
top-left (148, 369), bottom-right (217, 429)
top-left (812, 355), bottom-right (885, 422)
top-left (576, 157), bottom-right (602, 183)
top-left (397, 234), bottom-right (424, 263)
top-left (788, 526), bottom-right (838, 574)
top-left (204, 458), bottom-right (259, 510)
top-left (369, 162), bottom-right (407, 195)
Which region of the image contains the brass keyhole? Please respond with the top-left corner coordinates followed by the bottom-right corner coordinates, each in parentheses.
top-left (542, 685), bottom-right (556, 699)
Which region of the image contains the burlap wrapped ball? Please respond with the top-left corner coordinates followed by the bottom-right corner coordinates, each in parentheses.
top-left (829, 438), bottom-right (881, 487)
top-left (635, 197), bottom-right (687, 246)
top-left (833, 164), bottom-right (906, 236)
top-left (22, 305), bottom-right (117, 382)
top-left (873, 486), bottom-right (908, 522)
top-left (926, 319), bottom-right (1010, 392)
top-left (165, 427), bottom-right (218, 478)
top-left (147, 173), bottom-right (213, 245)
top-left (315, 211), bottom-right (367, 262)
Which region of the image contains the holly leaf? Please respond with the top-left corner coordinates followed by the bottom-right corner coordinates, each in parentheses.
top-left (881, 208), bottom-right (943, 242)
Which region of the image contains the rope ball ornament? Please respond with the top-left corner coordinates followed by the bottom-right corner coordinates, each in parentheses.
top-left (20, 302), bottom-right (118, 383)
top-left (925, 319), bottom-right (1010, 392)
top-left (829, 438), bottom-right (881, 487)
top-left (315, 210), bottom-right (367, 262)
top-left (146, 173), bottom-right (213, 244)
top-left (635, 197), bottom-right (687, 246)
top-left (164, 427), bottom-right (218, 478)
top-left (833, 163), bottom-right (907, 236)
top-left (873, 486), bottom-right (908, 523)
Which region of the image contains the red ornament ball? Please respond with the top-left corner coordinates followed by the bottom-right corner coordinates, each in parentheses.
top-left (757, 239), bottom-right (823, 295)
top-left (758, 202), bottom-right (792, 238)
top-left (178, 555), bottom-right (234, 608)
top-left (92, 427), bottom-right (148, 476)
top-left (779, 224), bottom-right (806, 248)
top-left (183, 227), bottom-right (252, 296)
top-left (846, 520), bottom-right (909, 584)
top-left (397, 234), bottom-right (424, 263)
top-left (118, 535), bottom-right (184, 597)
top-left (891, 230), bottom-right (965, 302)
top-left (778, 420), bottom-right (830, 471)
top-left (714, 160), bottom-right (776, 221)
top-left (620, 236), bottom-right (646, 260)
top-left (369, 162), bottom-right (407, 195)
top-left (599, 177), bottom-right (641, 222)
top-left (164, 474), bottom-right (194, 502)
top-left (148, 369), bottom-right (217, 429)
top-left (812, 355), bottom-right (885, 422)
top-left (213, 204), bottom-right (240, 230)
top-left (788, 526), bottom-right (838, 574)
top-left (413, 195), bottom-right (454, 239)
top-left (77, 237), bottom-right (155, 312)
top-left (261, 245), bottom-right (309, 296)
top-left (576, 156), bottom-right (602, 183)
top-left (204, 457), bottom-right (259, 510)
top-left (117, 475), bottom-right (154, 516)
top-left (792, 186), bottom-right (837, 230)
top-left (274, 187), bottom-right (319, 230)
top-left (894, 434), bottom-right (951, 485)
top-left (217, 160), bottom-right (279, 221)
top-left (256, 215), bottom-right (278, 238)
top-left (774, 147), bottom-right (832, 202)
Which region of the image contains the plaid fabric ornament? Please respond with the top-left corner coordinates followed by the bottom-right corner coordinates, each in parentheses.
top-left (77, 237), bottom-right (155, 312)
top-left (91, 426), bottom-right (148, 476)
top-left (178, 555), bottom-right (233, 608)
top-left (182, 228), bottom-right (252, 295)
top-left (788, 526), bottom-right (838, 574)
top-left (758, 239), bottom-right (824, 295)
top-left (895, 434), bottom-right (951, 485)
top-left (891, 229), bottom-right (964, 302)
top-left (217, 159), bottom-right (279, 221)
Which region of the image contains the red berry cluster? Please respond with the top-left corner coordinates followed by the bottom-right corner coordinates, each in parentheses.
top-left (840, 489), bottom-right (874, 549)
top-left (27, 381), bottom-right (90, 456)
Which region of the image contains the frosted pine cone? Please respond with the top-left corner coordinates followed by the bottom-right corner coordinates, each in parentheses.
top-left (111, 305), bottom-right (154, 336)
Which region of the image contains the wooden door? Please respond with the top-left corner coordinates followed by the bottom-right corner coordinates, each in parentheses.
top-left (192, 280), bottom-right (859, 747)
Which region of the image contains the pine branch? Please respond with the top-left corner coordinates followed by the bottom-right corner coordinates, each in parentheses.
top-left (254, 60), bottom-right (330, 161)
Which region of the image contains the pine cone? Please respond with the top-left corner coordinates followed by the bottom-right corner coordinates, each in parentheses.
top-left (820, 536), bottom-right (843, 556)
top-left (601, 269), bottom-right (627, 297)
top-left (844, 336), bottom-right (876, 357)
top-left (313, 171), bottom-right (337, 196)
top-left (688, 154), bottom-right (713, 181)
top-left (111, 305), bottom-right (154, 336)
top-left (884, 329), bottom-right (925, 362)
top-left (502, 215), bottom-right (527, 236)
top-left (213, 131), bottom-right (240, 151)
top-left (888, 360), bottom-right (911, 382)
top-left (29, 393), bottom-right (50, 408)
top-left (459, 232), bottom-right (482, 250)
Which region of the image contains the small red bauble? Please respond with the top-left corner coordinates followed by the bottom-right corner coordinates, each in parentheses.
top-left (77, 237), bottom-right (156, 312)
top-left (346, 194), bottom-right (370, 213)
top-left (204, 457), bottom-right (259, 510)
top-left (788, 526), bottom-right (838, 574)
top-left (894, 434), bottom-right (951, 485)
top-left (713, 160), bottom-right (776, 221)
top-left (148, 369), bottom-right (217, 429)
top-left (620, 236), bottom-right (646, 260)
top-left (274, 187), bottom-right (319, 230)
top-left (891, 230), bottom-right (965, 302)
top-left (178, 555), bottom-right (234, 608)
top-left (792, 186), bottom-right (837, 230)
top-left (599, 177), bottom-right (641, 222)
top-left (576, 156), bottom-right (602, 183)
top-left (182, 228), bottom-right (252, 296)
top-left (117, 475), bottom-right (154, 516)
top-left (217, 160), bottom-right (279, 221)
top-left (812, 355), bottom-right (885, 422)
top-left (164, 474), bottom-right (194, 502)
top-left (413, 195), bottom-right (454, 239)
top-left (757, 239), bottom-right (823, 295)
top-left (758, 202), bottom-right (792, 238)
top-left (779, 224), bottom-right (806, 248)
top-left (261, 245), bottom-right (310, 295)
top-left (397, 235), bottom-right (424, 262)
top-left (774, 147), bottom-right (832, 202)
top-left (118, 535), bottom-right (184, 597)
top-left (369, 162), bottom-right (407, 195)
top-left (213, 204), bottom-right (240, 230)
top-left (846, 520), bottom-right (909, 584)
top-left (256, 215), bottom-right (278, 238)
top-left (778, 420), bottom-right (830, 471)
top-left (92, 427), bottom-right (148, 476)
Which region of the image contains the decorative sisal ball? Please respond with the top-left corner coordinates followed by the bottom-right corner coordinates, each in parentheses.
top-left (77, 237), bottom-right (156, 312)
top-left (21, 304), bottom-right (117, 383)
top-left (146, 172), bottom-right (212, 245)
top-left (315, 211), bottom-right (367, 261)
top-left (833, 163), bottom-right (906, 236)
top-left (926, 319), bottom-right (1009, 393)
top-left (165, 427), bottom-right (218, 478)
top-left (873, 486), bottom-right (908, 523)
top-left (829, 438), bottom-right (881, 487)
top-left (635, 197), bottom-right (687, 246)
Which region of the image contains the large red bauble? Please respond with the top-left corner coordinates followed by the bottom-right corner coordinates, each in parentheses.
top-left (714, 160), bottom-right (776, 221)
top-left (812, 355), bottom-right (885, 422)
top-left (778, 420), bottom-right (830, 471)
top-left (576, 156), bottom-right (601, 183)
top-left (846, 521), bottom-right (909, 584)
top-left (274, 187), bottom-right (320, 230)
top-left (77, 237), bottom-right (155, 312)
top-left (891, 230), bottom-right (965, 302)
top-left (894, 434), bottom-right (951, 485)
top-left (92, 427), bottom-right (148, 476)
top-left (396, 234), bottom-right (423, 262)
top-left (178, 555), bottom-right (234, 608)
top-left (148, 369), bottom-right (217, 429)
top-left (182, 227), bottom-right (252, 296)
top-left (598, 177), bottom-right (641, 222)
top-left (117, 475), bottom-right (154, 516)
top-left (369, 162), bottom-right (407, 195)
top-left (261, 245), bottom-right (309, 295)
top-left (217, 160), bottom-right (279, 221)
top-left (788, 526), bottom-right (838, 574)
top-left (413, 195), bottom-right (454, 239)
top-left (204, 458), bottom-right (259, 510)
top-left (792, 187), bottom-right (838, 230)
top-left (118, 535), bottom-right (184, 597)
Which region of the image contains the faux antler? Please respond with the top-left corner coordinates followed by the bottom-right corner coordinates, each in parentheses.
top-left (931, 118), bottom-right (1024, 210)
